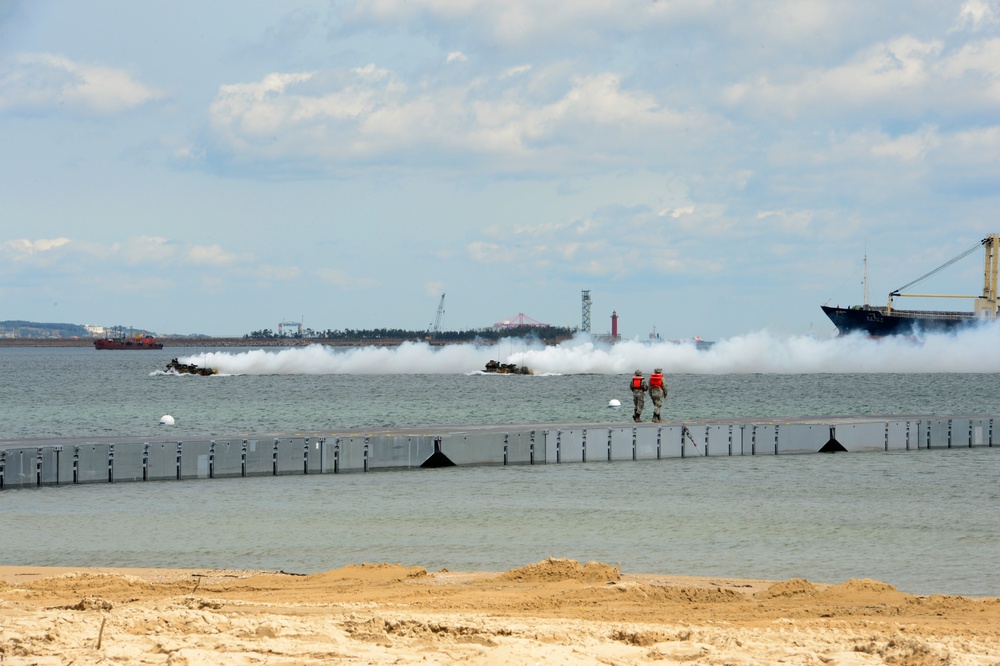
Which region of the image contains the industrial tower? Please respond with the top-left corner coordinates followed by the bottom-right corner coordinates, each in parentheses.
top-left (581, 290), bottom-right (591, 333)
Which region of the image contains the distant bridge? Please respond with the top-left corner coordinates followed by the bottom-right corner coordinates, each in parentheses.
top-left (493, 313), bottom-right (549, 328)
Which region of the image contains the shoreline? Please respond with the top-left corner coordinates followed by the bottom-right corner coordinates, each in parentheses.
top-left (2, 559), bottom-right (998, 664)
top-left (0, 564), bottom-right (792, 594)
top-left (0, 336), bottom-right (570, 349)
top-left (0, 337), bottom-right (415, 348)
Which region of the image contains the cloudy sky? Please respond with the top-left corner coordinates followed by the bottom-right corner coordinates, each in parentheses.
top-left (2, 1), bottom-right (999, 339)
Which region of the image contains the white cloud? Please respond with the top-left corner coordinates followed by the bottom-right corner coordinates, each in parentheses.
top-left (870, 126), bottom-right (941, 161)
top-left (446, 51), bottom-right (467, 63)
top-left (0, 53), bottom-right (163, 116)
top-left (499, 64), bottom-right (531, 79)
top-left (210, 72), bottom-right (318, 139)
top-left (113, 236), bottom-right (179, 266)
top-left (954, 0), bottom-right (999, 31)
top-left (0, 236), bottom-right (257, 275)
top-left (1, 237), bottom-right (71, 254)
top-left (467, 240), bottom-right (517, 264)
top-left (937, 38), bottom-right (1000, 106)
top-left (725, 34), bottom-right (1000, 119)
top-left (659, 206), bottom-right (695, 219)
top-left (725, 37), bottom-right (942, 117)
top-left (940, 125), bottom-right (1000, 167)
top-left (753, 209), bottom-right (813, 234)
top-left (946, 37), bottom-right (1000, 74)
top-left (468, 204), bottom-right (704, 277)
top-left (339, 0), bottom-right (714, 47)
top-left (0, 238), bottom-right (73, 266)
top-left (313, 267), bottom-right (379, 289)
top-left (203, 65), bottom-right (697, 174)
top-left (104, 276), bottom-right (175, 293)
top-left (486, 216), bottom-right (598, 240)
top-left (186, 244), bottom-right (251, 267)
top-left (254, 264), bottom-right (302, 281)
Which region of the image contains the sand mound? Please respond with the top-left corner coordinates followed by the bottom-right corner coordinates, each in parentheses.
top-left (304, 563), bottom-right (428, 585)
top-left (499, 558), bottom-right (621, 583)
top-left (756, 578), bottom-right (818, 599)
top-left (628, 585), bottom-right (747, 604)
top-left (17, 572), bottom-right (192, 604)
top-left (817, 578), bottom-right (911, 605)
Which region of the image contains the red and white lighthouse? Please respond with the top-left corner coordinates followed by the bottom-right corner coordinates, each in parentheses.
top-left (611, 310), bottom-right (618, 338)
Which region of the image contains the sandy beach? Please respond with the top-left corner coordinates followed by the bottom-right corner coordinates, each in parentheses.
top-left (1, 558), bottom-right (998, 665)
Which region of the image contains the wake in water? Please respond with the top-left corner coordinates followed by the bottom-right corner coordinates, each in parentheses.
top-left (173, 325), bottom-right (1000, 375)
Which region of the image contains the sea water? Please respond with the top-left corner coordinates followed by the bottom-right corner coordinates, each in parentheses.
top-left (3, 345), bottom-right (1000, 439)
top-left (1, 342), bottom-right (999, 596)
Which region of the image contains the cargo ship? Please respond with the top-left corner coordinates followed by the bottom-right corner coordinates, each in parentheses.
top-left (822, 233), bottom-right (1000, 336)
top-left (94, 327), bottom-right (163, 350)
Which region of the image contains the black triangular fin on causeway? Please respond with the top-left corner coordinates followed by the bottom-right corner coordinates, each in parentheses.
top-left (819, 426), bottom-right (848, 452)
top-left (819, 438), bottom-right (848, 453)
top-left (421, 439), bottom-right (456, 468)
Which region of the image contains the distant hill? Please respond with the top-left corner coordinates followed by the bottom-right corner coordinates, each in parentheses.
top-left (0, 320), bottom-right (92, 339)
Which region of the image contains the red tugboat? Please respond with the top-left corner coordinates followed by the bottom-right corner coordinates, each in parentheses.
top-left (94, 326), bottom-right (163, 350)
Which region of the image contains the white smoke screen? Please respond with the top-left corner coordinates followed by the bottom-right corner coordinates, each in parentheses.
top-left (176, 325), bottom-right (1000, 376)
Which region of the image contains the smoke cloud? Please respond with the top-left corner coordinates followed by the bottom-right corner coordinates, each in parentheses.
top-left (176, 325), bottom-right (1000, 375)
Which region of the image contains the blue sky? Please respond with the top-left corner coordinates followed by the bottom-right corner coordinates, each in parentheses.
top-left (2, 0), bottom-right (999, 339)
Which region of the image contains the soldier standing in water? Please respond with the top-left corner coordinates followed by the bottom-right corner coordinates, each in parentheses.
top-left (630, 370), bottom-right (648, 423)
top-left (648, 367), bottom-right (668, 422)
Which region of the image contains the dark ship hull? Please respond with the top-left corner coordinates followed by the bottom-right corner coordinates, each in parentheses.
top-left (821, 305), bottom-right (975, 336)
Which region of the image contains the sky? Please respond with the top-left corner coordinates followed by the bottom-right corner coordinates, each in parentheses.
top-left (2, 0), bottom-right (1000, 340)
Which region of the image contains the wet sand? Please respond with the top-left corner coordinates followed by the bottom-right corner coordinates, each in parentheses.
top-left (1, 558), bottom-right (998, 664)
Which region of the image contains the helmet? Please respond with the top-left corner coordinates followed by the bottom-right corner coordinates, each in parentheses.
top-left (634, 369), bottom-right (642, 375)
top-left (654, 368), bottom-right (662, 373)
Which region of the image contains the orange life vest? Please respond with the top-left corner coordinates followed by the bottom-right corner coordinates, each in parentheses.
top-left (631, 376), bottom-right (644, 390)
top-left (649, 373), bottom-right (664, 389)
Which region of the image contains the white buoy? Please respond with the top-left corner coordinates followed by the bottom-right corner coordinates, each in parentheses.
top-left (608, 399), bottom-right (621, 409)
top-left (159, 415), bottom-right (175, 426)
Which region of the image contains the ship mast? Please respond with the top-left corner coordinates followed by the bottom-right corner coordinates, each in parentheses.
top-left (863, 254), bottom-right (870, 307)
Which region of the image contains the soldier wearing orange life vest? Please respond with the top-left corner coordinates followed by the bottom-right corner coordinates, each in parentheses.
top-left (629, 370), bottom-right (648, 423)
top-left (648, 368), bottom-right (668, 423)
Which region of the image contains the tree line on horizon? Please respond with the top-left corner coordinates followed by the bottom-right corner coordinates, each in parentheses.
top-left (0, 319), bottom-right (578, 344)
top-left (243, 325), bottom-right (577, 343)
top-left (0, 320), bottom-right (90, 338)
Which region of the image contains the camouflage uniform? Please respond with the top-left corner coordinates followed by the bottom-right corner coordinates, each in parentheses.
top-left (648, 368), bottom-right (668, 423)
top-left (630, 370), bottom-right (649, 423)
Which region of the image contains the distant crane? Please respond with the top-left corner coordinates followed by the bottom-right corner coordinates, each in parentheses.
top-left (427, 294), bottom-right (445, 339)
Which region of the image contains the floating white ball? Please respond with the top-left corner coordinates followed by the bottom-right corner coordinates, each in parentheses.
top-left (608, 399), bottom-right (621, 409)
top-left (159, 415), bottom-right (175, 426)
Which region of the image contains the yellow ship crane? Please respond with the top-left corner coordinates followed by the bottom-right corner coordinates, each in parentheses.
top-left (886, 233), bottom-right (1000, 321)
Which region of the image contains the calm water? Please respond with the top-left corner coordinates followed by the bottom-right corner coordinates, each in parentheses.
top-left (2, 346), bottom-right (999, 596)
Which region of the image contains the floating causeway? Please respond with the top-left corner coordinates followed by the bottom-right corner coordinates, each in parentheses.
top-left (1, 415), bottom-right (996, 490)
